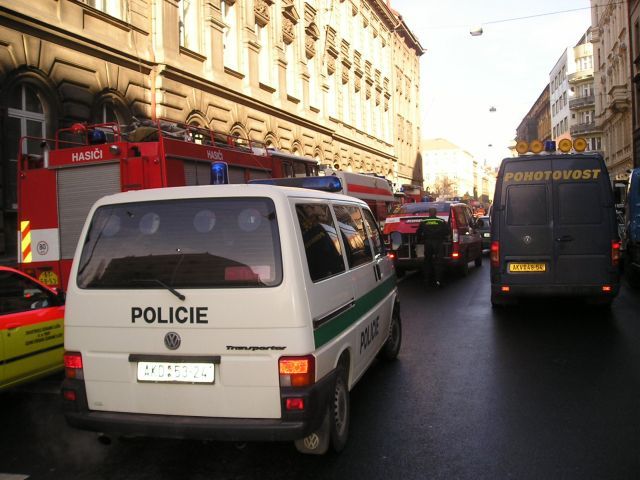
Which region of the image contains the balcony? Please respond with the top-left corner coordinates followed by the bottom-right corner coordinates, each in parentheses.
top-left (569, 94), bottom-right (595, 110)
top-left (568, 68), bottom-right (594, 84)
top-left (608, 84), bottom-right (631, 112)
top-left (570, 121), bottom-right (598, 136)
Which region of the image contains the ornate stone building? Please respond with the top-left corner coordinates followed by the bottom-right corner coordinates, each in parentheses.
top-left (515, 85), bottom-right (551, 144)
top-left (591, 0), bottom-right (633, 180)
top-left (0, 0), bottom-right (424, 261)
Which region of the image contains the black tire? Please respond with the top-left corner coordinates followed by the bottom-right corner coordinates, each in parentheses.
top-left (380, 305), bottom-right (402, 361)
top-left (459, 256), bottom-right (469, 277)
top-left (330, 366), bottom-right (350, 453)
top-left (474, 253), bottom-right (482, 268)
top-left (395, 267), bottom-right (405, 279)
top-left (491, 292), bottom-right (511, 308)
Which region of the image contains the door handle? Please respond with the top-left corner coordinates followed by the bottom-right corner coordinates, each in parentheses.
top-left (555, 235), bottom-right (574, 242)
top-left (375, 263), bottom-right (382, 280)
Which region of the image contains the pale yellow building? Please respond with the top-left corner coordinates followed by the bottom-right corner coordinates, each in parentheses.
top-left (591, 0), bottom-right (633, 180)
top-left (0, 0), bottom-right (424, 262)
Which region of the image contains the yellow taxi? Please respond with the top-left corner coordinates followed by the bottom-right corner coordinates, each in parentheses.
top-left (0, 266), bottom-right (65, 390)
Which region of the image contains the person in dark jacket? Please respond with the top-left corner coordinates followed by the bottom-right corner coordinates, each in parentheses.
top-left (416, 207), bottom-right (448, 287)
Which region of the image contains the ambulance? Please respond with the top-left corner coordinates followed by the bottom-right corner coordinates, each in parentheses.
top-left (61, 178), bottom-right (401, 454)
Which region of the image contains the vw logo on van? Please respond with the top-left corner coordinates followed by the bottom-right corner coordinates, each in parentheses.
top-left (164, 332), bottom-right (181, 350)
top-left (523, 235), bottom-right (533, 245)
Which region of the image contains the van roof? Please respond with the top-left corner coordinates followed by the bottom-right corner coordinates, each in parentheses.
top-left (89, 183), bottom-right (370, 208)
top-left (500, 152), bottom-right (605, 166)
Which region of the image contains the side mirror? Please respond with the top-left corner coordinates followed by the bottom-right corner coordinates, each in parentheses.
top-left (390, 231), bottom-right (402, 251)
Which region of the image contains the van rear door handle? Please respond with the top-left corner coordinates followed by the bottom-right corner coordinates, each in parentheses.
top-left (555, 235), bottom-right (574, 242)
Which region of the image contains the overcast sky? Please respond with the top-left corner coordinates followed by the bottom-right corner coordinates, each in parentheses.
top-left (390, 0), bottom-right (592, 166)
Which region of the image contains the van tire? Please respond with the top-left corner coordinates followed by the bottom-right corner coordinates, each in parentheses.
top-left (329, 366), bottom-right (350, 453)
top-left (459, 256), bottom-right (469, 277)
top-left (380, 305), bottom-right (402, 361)
top-left (474, 254), bottom-right (482, 268)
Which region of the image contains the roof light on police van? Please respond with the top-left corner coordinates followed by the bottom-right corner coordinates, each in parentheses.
top-left (573, 137), bottom-right (588, 152)
top-left (543, 140), bottom-right (556, 152)
top-left (250, 176), bottom-right (342, 192)
top-left (530, 140), bottom-right (543, 154)
top-left (558, 139), bottom-right (572, 153)
top-left (515, 141), bottom-right (529, 155)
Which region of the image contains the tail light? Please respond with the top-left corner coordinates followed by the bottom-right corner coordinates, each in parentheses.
top-left (450, 211), bottom-right (460, 257)
top-left (490, 241), bottom-right (500, 267)
top-left (611, 241), bottom-right (621, 267)
top-left (64, 351), bottom-right (84, 380)
top-left (279, 355), bottom-right (315, 387)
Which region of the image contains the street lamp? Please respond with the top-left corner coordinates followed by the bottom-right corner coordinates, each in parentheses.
top-left (470, 26), bottom-right (483, 36)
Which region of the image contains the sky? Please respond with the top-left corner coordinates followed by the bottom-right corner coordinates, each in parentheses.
top-left (390, 0), bottom-right (592, 166)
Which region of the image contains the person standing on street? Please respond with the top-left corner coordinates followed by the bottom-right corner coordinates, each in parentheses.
top-left (416, 207), bottom-right (448, 287)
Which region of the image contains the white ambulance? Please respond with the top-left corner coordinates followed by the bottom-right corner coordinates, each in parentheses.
top-left (62, 179), bottom-right (401, 454)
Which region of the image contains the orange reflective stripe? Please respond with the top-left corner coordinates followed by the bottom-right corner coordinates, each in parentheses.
top-left (20, 221), bottom-right (32, 263)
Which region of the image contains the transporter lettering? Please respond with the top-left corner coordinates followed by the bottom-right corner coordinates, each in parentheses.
top-left (503, 169), bottom-right (601, 183)
top-left (131, 306), bottom-right (208, 324)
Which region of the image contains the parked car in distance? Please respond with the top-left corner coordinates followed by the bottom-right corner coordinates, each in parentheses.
top-left (623, 167), bottom-right (640, 287)
top-left (476, 215), bottom-right (491, 251)
top-left (383, 201), bottom-right (483, 277)
top-left (0, 266), bottom-right (65, 390)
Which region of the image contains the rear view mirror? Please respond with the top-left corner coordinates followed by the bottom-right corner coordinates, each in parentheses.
top-left (390, 232), bottom-right (402, 250)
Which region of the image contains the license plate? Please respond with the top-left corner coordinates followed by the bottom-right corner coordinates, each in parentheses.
top-left (508, 263), bottom-right (546, 273)
top-left (136, 361), bottom-right (215, 383)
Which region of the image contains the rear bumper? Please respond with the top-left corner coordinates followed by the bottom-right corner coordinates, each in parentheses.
top-left (62, 370), bottom-right (336, 442)
top-left (490, 283), bottom-right (620, 298)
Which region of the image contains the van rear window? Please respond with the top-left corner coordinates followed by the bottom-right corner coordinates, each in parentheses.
top-left (76, 198), bottom-right (282, 289)
top-left (506, 185), bottom-right (548, 226)
top-left (558, 183), bottom-right (602, 225)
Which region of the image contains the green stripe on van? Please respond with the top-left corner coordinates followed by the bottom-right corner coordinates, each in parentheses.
top-left (313, 275), bottom-right (397, 349)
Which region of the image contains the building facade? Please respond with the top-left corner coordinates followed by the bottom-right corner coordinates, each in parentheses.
top-left (568, 31), bottom-right (603, 152)
top-left (550, 49), bottom-right (571, 142)
top-left (629, 0), bottom-right (640, 168)
top-left (591, 0), bottom-right (633, 180)
top-left (421, 138), bottom-right (495, 203)
top-left (0, 0), bottom-right (424, 262)
top-left (515, 85), bottom-right (551, 144)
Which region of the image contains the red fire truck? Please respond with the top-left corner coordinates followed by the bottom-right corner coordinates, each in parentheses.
top-left (16, 120), bottom-right (318, 289)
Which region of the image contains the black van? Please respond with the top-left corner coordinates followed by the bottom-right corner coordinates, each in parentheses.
top-left (490, 153), bottom-right (621, 307)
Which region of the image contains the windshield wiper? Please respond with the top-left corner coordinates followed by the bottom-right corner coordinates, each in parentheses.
top-left (131, 278), bottom-right (186, 301)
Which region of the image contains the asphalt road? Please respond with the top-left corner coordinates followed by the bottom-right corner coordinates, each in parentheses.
top-left (1, 262), bottom-right (639, 479)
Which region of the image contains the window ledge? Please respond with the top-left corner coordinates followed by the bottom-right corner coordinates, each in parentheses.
top-left (72, 0), bottom-right (147, 34)
top-left (224, 66), bottom-right (245, 79)
top-left (180, 46), bottom-right (207, 63)
top-left (259, 82), bottom-right (276, 94)
top-left (310, 105), bottom-right (320, 113)
top-left (287, 94), bottom-right (300, 104)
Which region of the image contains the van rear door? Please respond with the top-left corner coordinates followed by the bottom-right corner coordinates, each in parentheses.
top-left (500, 158), bottom-right (555, 286)
top-left (551, 156), bottom-right (613, 286)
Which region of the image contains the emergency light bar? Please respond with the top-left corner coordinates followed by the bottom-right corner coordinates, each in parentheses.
top-left (249, 176), bottom-right (343, 192)
top-left (515, 137), bottom-right (587, 155)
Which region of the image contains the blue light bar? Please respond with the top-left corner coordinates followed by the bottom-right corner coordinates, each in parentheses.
top-left (249, 176), bottom-right (343, 192)
top-left (543, 140), bottom-right (556, 152)
top-left (210, 161), bottom-right (229, 185)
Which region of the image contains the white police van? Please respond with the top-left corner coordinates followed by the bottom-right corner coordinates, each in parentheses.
top-left (62, 177), bottom-right (401, 454)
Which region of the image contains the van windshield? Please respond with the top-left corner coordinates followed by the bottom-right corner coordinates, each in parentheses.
top-left (76, 197), bottom-right (282, 289)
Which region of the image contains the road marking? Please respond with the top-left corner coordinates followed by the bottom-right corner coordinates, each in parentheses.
top-left (0, 474), bottom-right (29, 480)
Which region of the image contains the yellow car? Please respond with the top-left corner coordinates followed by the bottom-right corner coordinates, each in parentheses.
top-left (0, 266), bottom-right (65, 390)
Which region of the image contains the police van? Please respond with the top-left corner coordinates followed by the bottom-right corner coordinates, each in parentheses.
top-left (490, 139), bottom-right (620, 307)
top-left (61, 177), bottom-right (401, 454)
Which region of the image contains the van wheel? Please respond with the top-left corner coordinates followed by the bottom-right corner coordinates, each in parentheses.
top-left (491, 292), bottom-right (513, 308)
top-left (379, 305), bottom-right (402, 361)
top-left (329, 366), bottom-right (350, 453)
top-left (474, 254), bottom-right (482, 268)
top-left (395, 267), bottom-right (405, 279)
top-left (459, 256), bottom-right (469, 277)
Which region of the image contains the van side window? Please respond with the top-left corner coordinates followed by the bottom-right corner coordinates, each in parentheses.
top-left (333, 205), bottom-right (374, 268)
top-left (296, 203), bottom-right (346, 282)
top-left (0, 271), bottom-right (55, 314)
top-left (362, 208), bottom-right (385, 257)
top-left (506, 185), bottom-right (548, 225)
top-left (558, 183), bottom-right (602, 225)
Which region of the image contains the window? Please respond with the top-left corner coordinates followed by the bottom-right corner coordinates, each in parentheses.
top-left (222, 0), bottom-right (239, 70)
top-left (179, 0), bottom-right (199, 51)
top-left (506, 185), bottom-right (548, 226)
top-left (296, 203), bottom-right (345, 282)
top-left (557, 183), bottom-right (602, 225)
top-left (333, 205), bottom-right (373, 268)
top-left (0, 270), bottom-right (57, 315)
top-left (7, 84), bottom-right (46, 210)
top-left (77, 198), bottom-right (283, 288)
top-left (362, 209), bottom-right (385, 257)
top-left (286, 42), bottom-right (298, 98)
top-left (85, 0), bottom-right (127, 20)
top-left (453, 206), bottom-right (468, 228)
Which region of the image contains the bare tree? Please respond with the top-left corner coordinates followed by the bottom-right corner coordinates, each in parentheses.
top-left (431, 176), bottom-right (458, 199)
